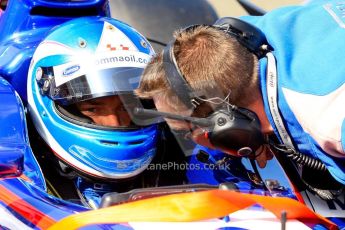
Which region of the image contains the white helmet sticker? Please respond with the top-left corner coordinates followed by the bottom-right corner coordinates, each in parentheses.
top-left (53, 51), bottom-right (151, 86)
top-left (96, 21), bottom-right (139, 53)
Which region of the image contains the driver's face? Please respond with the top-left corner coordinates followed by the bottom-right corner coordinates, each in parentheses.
top-left (76, 95), bottom-right (131, 127)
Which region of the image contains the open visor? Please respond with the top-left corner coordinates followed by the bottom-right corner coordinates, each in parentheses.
top-left (41, 67), bottom-right (144, 105)
top-left (37, 64), bottom-right (167, 126)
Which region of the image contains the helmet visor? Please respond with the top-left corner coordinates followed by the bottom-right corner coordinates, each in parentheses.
top-left (46, 67), bottom-right (144, 105)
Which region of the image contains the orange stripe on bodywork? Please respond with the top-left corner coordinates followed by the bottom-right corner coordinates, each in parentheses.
top-left (0, 184), bottom-right (56, 229)
top-left (49, 190), bottom-right (337, 230)
top-left (20, 174), bottom-right (32, 182)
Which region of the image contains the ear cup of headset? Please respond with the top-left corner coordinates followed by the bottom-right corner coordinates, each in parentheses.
top-left (207, 108), bottom-right (264, 157)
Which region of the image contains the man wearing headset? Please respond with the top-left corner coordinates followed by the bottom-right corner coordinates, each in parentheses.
top-left (135, 0), bottom-right (345, 190)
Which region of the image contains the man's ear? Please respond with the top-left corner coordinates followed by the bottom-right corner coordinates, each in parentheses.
top-left (246, 97), bottom-right (274, 134)
top-left (255, 144), bottom-right (274, 168)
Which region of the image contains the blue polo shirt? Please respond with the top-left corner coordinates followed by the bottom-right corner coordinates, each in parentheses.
top-left (242, 1), bottom-right (345, 183)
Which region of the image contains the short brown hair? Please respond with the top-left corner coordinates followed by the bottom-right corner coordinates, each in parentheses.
top-left (136, 25), bottom-right (260, 115)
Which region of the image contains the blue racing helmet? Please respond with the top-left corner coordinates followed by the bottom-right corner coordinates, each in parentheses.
top-left (27, 17), bottom-right (159, 180)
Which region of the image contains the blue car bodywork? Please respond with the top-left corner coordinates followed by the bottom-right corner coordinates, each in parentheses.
top-left (0, 0), bottom-right (107, 228)
top-left (0, 0), bottom-right (344, 229)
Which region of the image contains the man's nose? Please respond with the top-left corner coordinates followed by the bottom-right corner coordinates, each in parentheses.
top-left (102, 114), bottom-right (120, 127)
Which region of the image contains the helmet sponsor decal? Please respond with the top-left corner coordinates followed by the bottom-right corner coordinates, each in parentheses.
top-left (94, 51), bottom-right (150, 67)
top-left (106, 44), bottom-right (129, 51)
top-left (53, 51), bottom-right (151, 87)
top-left (62, 65), bottom-right (80, 77)
top-left (96, 21), bottom-right (138, 53)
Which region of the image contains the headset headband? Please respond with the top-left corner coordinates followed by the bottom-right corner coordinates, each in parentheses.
top-left (162, 17), bottom-right (270, 110)
top-left (213, 17), bottom-right (269, 58)
top-left (162, 41), bottom-right (201, 109)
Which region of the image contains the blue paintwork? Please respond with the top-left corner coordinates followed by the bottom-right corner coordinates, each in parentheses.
top-left (0, 76), bottom-right (90, 227)
top-left (0, 0), bottom-right (343, 229)
top-left (0, 0), bottom-right (108, 228)
top-left (0, 0), bottom-right (109, 104)
top-left (0, 77), bottom-right (45, 189)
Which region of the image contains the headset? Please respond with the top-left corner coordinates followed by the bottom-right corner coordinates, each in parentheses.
top-left (136, 17), bottom-right (336, 197)
top-left (137, 17), bottom-right (271, 157)
top-left (164, 17), bottom-right (272, 157)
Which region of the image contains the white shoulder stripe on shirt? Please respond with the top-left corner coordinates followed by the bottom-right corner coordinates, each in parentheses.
top-left (282, 83), bottom-right (345, 158)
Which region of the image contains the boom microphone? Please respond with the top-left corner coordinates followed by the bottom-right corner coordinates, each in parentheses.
top-left (133, 107), bottom-right (214, 127)
top-left (134, 107), bottom-right (265, 157)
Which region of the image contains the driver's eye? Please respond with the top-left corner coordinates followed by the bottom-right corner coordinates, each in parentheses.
top-left (79, 107), bottom-right (97, 114)
top-left (87, 108), bottom-right (96, 113)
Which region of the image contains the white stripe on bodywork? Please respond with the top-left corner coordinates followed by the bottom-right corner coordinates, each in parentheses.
top-left (0, 204), bottom-right (32, 230)
top-left (282, 83), bottom-right (345, 158)
top-left (324, 3), bottom-right (345, 29)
